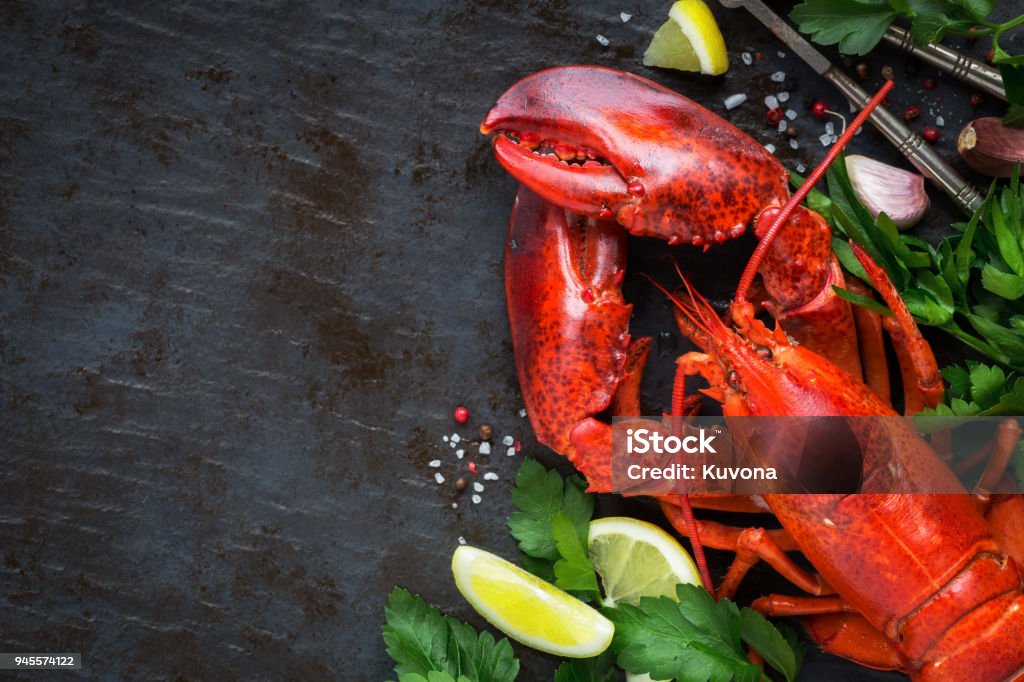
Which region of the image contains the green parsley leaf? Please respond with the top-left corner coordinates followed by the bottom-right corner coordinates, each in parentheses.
top-left (553, 651), bottom-right (617, 682)
top-left (508, 459), bottom-right (595, 592)
top-left (384, 587), bottom-right (450, 677)
top-left (603, 584), bottom-right (802, 682)
top-left (551, 512), bottom-right (600, 596)
top-left (790, 0), bottom-right (898, 55)
top-left (395, 673), bottom-right (472, 682)
top-left (382, 587), bottom-right (519, 682)
top-left (739, 609), bottom-right (800, 682)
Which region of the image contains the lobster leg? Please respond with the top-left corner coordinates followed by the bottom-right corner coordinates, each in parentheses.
top-left (974, 418), bottom-right (1021, 495)
top-left (847, 277), bottom-right (892, 404)
top-left (659, 502), bottom-right (832, 601)
top-left (850, 242), bottom-right (942, 412)
top-left (803, 613), bottom-right (906, 672)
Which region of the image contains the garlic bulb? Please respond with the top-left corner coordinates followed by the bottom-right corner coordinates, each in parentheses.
top-left (844, 155), bottom-right (929, 229)
top-left (957, 117), bottom-right (1024, 178)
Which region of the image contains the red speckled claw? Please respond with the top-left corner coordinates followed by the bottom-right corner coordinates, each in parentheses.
top-left (505, 186), bottom-right (630, 491)
top-left (482, 66), bottom-right (788, 246)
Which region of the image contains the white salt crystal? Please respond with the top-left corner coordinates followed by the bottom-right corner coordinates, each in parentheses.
top-left (502, 435), bottom-right (514, 446)
top-left (429, 459), bottom-right (441, 468)
top-left (765, 143), bottom-right (776, 153)
top-left (596, 34), bottom-right (609, 46)
top-left (741, 52), bottom-right (753, 66)
top-left (473, 482), bottom-right (484, 493)
top-left (472, 494), bottom-right (482, 504)
top-left (434, 472), bottom-right (445, 484)
top-left (507, 447), bottom-right (516, 457)
top-left (819, 133), bottom-right (833, 147)
top-left (484, 472), bottom-right (499, 481)
top-left (825, 121), bottom-right (834, 135)
top-left (724, 93), bottom-right (747, 110)
top-left (936, 115), bottom-right (945, 127)
top-left (770, 71), bottom-right (785, 82)
top-left (458, 536), bottom-right (467, 545)
top-left (789, 138), bottom-right (799, 149)
top-left (785, 109), bottom-right (797, 120)
top-left (620, 12), bottom-right (632, 22)
top-left (764, 95), bottom-right (779, 109)
top-left (778, 120), bottom-right (787, 133)
top-left (455, 449), bottom-right (464, 460)
top-left (479, 442), bottom-right (491, 455)
top-left (778, 92), bottom-right (790, 103)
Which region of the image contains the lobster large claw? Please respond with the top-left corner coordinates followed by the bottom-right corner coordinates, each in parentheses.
top-left (505, 186), bottom-right (643, 492)
top-left (481, 66), bottom-right (789, 247)
top-left (484, 66), bottom-right (865, 378)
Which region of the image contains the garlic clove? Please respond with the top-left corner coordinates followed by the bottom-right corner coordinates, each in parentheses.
top-left (957, 117), bottom-right (1024, 178)
top-left (844, 155), bottom-right (929, 230)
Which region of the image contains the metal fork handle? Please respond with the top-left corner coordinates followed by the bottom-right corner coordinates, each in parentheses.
top-left (827, 68), bottom-right (984, 214)
top-left (882, 26), bottom-right (1006, 102)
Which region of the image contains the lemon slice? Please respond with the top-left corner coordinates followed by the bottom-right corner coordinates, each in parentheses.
top-left (643, 0), bottom-right (729, 76)
top-left (451, 545), bottom-right (614, 658)
top-left (588, 516), bottom-right (701, 608)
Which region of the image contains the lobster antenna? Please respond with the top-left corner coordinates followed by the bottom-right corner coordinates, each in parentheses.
top-left (734, 80), bottom-right (895, 304)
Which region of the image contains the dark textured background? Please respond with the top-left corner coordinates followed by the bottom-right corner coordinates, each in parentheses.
top-left (1, 1), bottom-right (1017, 680)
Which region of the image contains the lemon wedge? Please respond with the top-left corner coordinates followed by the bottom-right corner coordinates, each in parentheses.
top-left (588, 516), bottom-right (701, 608)
top-left (451, 545), bottom-right (614, 658)
top-left (643, 0), bottom-right (729, 76)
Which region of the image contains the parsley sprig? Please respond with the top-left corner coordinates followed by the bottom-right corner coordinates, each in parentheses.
top-left (603, 584), bottom-right (804, 682)
top-left (507, 459), bottom-right (600, 600)
top-left (790, 0), bottom-right (1024, 117)
top-left (801, 159), bottom-right (1024, 372)
top-left (382, 587), bottom-right (520, 682)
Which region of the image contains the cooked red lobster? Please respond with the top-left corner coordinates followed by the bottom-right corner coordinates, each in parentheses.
top-left (481, 66), bottom-right (1024, 681)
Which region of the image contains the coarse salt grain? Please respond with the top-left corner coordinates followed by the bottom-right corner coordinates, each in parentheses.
top-left (778, 120), bottom-right (787, 133)
top-left (825, 121), bottom-right (834, 135)
top-left (596, 34), bottom-right (609, 46)
top-left (620, 12), bottom-right (632, 22)
top-left (472, 494), bottom-right (482, 504)
top-left (785, 109), bottom-right (797, 120)
top-left (450, 433), bottom-right (461, 444)
top-left (819, 133), bottom-right (832, 147)
top-left (429, 459), bottom-right (441, 468)
top-left (507, 447), bottom-right (516, 457)
top-left (458, 536), bottom-right (467, 545)
top-left (741, 52), bottom-right (753, 66)
top-left (519, 408), bottom-right (528, 418)
top-left (790, 138), bottom-right (799, 149)
top-left (765, 143), bottom-right (776, 153)
top-left (479, 442), bottom-right (491, 455)
top-left (724, 93), bottom-right (747, 110)
top-left (764, 95), bottom-right (779, 109)
top-left (936, 115), bottom-right (945, 127)
top-left (502, 435), bottom-right (514, 446)
top-left (771, 71), bottom-right (785, 82)
top-left (777, 92), bottom-right (790, 103)
top-left (473, 482), bottom-right (484, 492)
top-left (796, 164), bottom-right (806, 173)
top-left (831, 134), bottom-right (839, 144)
top-left (450, 441), bottom-right (457, 449)
top-left (483, 472), bottom-right (499, 481)
top-left (434, 472), bottom-right (445, 484)
top-left (777, 50), bottom-right (786, 58)
top-left (452, 502), bottom-right (458, 508)
top-left (456, 449), bottom-right (464, 460)
top-left (443, 435), bottom-right (449, 442)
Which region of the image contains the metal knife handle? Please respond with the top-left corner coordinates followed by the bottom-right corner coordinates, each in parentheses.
top-left (882, 26), bottom-right (1006, 102)
top-left (827, 68), bottom-right (984, 214)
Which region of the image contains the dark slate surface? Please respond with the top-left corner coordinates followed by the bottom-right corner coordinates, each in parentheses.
top-left (1, 1), bottom-right (1017, 680)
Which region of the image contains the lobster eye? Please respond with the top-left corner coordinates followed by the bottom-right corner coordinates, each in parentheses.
top-left (727, 370), bottom-right (742, 390)
top-left (755, 346), bottom-right (773, 360)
